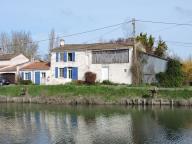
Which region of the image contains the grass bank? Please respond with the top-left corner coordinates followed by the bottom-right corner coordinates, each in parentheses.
top-left (0, 84), bottom-right (191, 101)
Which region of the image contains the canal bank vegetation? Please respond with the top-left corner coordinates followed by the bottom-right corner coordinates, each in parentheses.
top-left (0, 84), bottom-right (191, 100)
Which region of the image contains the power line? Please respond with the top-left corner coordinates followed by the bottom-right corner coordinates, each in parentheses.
top-left (0, 20), bottom-right (132, 48)
top-left (136, 19), bottom-right (192, 26)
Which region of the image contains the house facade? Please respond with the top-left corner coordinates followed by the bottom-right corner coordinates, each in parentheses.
top-left (20, 61), bottom-right (51, 85)
top-left (0, 54), bottom-right (29, 83)
top-left (50, 42), bottom-right (134, 84)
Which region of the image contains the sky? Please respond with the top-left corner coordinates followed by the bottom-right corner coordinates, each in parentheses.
top-left (0, 0), bottom-right (192, 59)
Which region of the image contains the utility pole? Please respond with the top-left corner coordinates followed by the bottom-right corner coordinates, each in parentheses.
top-left (132, 18), bottom-right (137, 61)
top-left (131, 18), bottom-right (140, 85)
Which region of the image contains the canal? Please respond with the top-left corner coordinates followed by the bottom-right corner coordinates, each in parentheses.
top-left (0, 104), bottom-right (191, 144)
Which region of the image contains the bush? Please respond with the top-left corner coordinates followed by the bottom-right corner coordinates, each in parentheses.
top-left (84, 72), bottom-right (96, 85)
top-left (74, 80), bottom-right (85, 85)
top-left (102, 80), bottom-right (113, 85)
top-left (19, 80), bottom-right (32, 85)
top-left (156, 59), bottom-right (184, 87)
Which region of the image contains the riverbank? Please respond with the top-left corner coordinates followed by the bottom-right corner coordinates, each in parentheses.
top-left (0, 84), bottom-right (191, 106)
top-left (0, 96), bottom-right (192, 106)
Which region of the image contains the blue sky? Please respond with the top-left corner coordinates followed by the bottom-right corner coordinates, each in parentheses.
top-left (0, 0), bottom-right (192, 59)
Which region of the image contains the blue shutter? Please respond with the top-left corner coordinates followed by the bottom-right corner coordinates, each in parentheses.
top-left (72, 67), bottom-right (78, 80)
top-left (21, 72), bottom-right (24, 80)
top-left (56, 52), bottom-right (59, 62)
top-left (72, 52), bottom-right (75, 62)
top-left (64, 67), bottom-right (67, 78)
top-left (55, 67), bottom-right (58, 78)
top-left (64, 52), bottom-right (67, 62)
top-left (29, 72), bottom-right (31, 80)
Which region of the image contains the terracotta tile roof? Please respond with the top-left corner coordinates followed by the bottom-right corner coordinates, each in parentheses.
top-left (21, 62), bottom-right (50, 71)
top-left (52, 41), bottom-right (134, 52)
top-left (0, 53), bottom-right (17, 61)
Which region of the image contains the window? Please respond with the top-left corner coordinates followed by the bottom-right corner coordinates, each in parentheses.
top-left (59, 68), bottom-right (64, 77)
top-left (25, 72), bottom-right (30, 80)
top-left (68, 67), bottom-right (72, 79)
top-left (42, 72), bottom-right (46, 78)
top-left (60, 52), bottom-right (64, 61)
top-left (68, 53), bottom-right (73, 61)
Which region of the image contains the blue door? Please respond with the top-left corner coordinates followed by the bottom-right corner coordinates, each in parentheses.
top-left (35, 72), bottom-right (40, 85)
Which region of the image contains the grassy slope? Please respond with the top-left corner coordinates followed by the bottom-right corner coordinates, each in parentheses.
top-left (0, 84), bottom-right (191, 100)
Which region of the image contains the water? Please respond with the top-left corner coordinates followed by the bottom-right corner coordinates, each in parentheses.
top-left (0, 104), bottom-right (191, 144)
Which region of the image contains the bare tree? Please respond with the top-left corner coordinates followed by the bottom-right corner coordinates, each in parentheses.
top-left (0, 32), bottom-right (11, 53)
top-left (47, 29), bottom-right (58, 61)
top-left (11, 31), bottom-right (38, 59)
top-left (0, 31), bottom-right (38, 59)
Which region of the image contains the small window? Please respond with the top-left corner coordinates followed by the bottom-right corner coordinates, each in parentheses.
top-left (60, 53), bottom-right (64, 61)
top-left (59, 68), bottom-right (64, 77)
top-left (42, 72), bottom-right (46, 78)
top-left (68, 67), bottom-right (72, 79)
top-left (25, 72), bottom-right (30, 80)
top-left (68, 53), bottom-right (73, 61)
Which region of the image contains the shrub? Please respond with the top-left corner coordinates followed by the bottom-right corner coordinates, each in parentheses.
top-left (84, 72), bottom-right (96, 85)
top-left (102, 80), bottom-right (113, 85)
top-left (74, 80), bottom-right (85, 85)
top-left (19, 80), bottom-right (32, 85)
top-left (156, 59), bottom-right (184, 87)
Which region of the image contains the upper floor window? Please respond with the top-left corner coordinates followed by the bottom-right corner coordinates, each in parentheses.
top-left (68, 53), bottom-right (73, 62)
top-left (56, 52), bottom-right (75, 62)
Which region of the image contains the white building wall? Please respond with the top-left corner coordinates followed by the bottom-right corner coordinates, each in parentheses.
top-left (21, 70), bottom-right (51, 85)
top-left (50, 47), bottom-right (133, 85)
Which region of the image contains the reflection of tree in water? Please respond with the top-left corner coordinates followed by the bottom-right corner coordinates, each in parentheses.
top-left (152, 109), bottom-right (192, 140)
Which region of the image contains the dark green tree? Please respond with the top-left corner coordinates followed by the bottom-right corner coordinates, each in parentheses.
top-left (156, 59), bottom-right (184, 87)
top-left (154, 37), bottom-right (168, 57)
top-left (136, 33), bottom-right (155, 53)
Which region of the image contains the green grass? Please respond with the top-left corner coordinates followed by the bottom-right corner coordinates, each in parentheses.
top-left (0, 84), bottom-right (191, 100)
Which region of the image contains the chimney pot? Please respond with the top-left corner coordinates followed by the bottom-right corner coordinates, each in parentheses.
top-left (60, 39), bottom-right (65, 47)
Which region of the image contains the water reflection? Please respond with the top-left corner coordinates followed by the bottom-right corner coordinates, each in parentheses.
top-left (0, 104), bottom-right (191, 144)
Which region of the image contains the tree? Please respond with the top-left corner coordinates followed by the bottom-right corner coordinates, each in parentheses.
top-left (136, 33), bottom-right (155, 53)
top-left (156, 59), bottom-right (184, 87)
top-left (0, 31), bottom-right (38, 59)
top-left (154, 37), bottom-right (168, 57)
top-left (182, 57), bottom-right (192, 85)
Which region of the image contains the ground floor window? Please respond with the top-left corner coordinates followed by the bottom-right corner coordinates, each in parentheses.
top-left (68, 67), bottom-right (72, 79)
top-left (25, 72), bottom-right (30, 80)
top-left (59, 68), bottom-right (64, 77)
top-left (42, 72), bottom-right (46, 78)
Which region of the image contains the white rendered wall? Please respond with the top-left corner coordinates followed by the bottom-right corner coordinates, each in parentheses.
top-left (50, 47), bottom-right (133, 85)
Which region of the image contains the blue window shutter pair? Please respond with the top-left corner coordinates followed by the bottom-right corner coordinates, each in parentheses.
top-left (29, 72), bottom-right (31, 80)
top-left (55, 67), bottom-right (58, 78)
top-left (72, 52), bottom-right (75, 61)
top-left (64, 67), bottom-right (67, 78)
top-left (56, 52), bottom-right (59, 62)
top-left (64, 52), bottom-right (67, 62)
top-left (72, 67), bottom-right (78, 80)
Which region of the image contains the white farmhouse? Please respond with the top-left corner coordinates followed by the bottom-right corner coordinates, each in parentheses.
top-left (50, 41), bottom-right (134, 84)
top-left (50, 40), bottom-right (168, 85)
